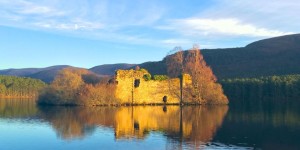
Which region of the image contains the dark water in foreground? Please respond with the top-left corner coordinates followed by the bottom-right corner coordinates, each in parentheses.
top-left (0, 99), bottom-right (300, 150)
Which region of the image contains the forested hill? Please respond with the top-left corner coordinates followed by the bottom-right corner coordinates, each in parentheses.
top-left (1, 34), bottom-right (300, 81)
top-left (138, 34), bottom-right (300, 79)
top-left (201, 34), bottom-right (300, 79)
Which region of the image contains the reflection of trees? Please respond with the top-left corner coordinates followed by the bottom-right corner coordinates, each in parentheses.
top-left (165, 106), bottom-right (229, 149)
top-left (182, 106), bottom-right (228, 142)
top-left (38, 106), bottom-right (118, 139)
top-left (0, 99), bottom-right (37, 118)
top-left (38, 105), bottom-right (228, 147)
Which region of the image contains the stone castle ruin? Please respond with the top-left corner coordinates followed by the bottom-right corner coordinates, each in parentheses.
top-left (114, 69), bottom-right (192, 104)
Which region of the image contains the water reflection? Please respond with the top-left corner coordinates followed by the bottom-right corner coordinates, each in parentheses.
top-left (38, 106), bottom-right (107, 139)
top-left (213, 102), bottom-right (300, 150)
top-left (1, 99), bottom-right (300, 149)
top-left (38, 105), bottom-right (228, 145)
top-left (0, 99), bottom-right (37, 118)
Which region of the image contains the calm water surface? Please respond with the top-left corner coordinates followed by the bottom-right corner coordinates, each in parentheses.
top-left (0, 99), bottom-right (300, 150)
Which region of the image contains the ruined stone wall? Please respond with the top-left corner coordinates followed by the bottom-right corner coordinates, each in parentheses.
top-left (115, 69), bottom-right (191, 104)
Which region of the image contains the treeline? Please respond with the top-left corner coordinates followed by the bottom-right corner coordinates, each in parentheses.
top-left (0, 75), bottom-right (46, 98)
top-left (38, 68), bottom-right (117, 106)
top-left (221, 75), bottom-right (300, 105)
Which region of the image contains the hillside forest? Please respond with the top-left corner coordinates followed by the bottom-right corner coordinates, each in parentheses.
top-left (221, 75), bottom-right (300, 105)
top-left (0, 76), bottom-right (46, 98)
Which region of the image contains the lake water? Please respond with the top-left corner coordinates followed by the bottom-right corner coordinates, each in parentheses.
top-left (0, 99), bottom-right (300, 150)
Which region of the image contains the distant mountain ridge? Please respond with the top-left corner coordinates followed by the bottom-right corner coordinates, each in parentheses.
top-left (90, 63), bottom-right (136, 75)
top-left (1, 34), bottom-right (300, 82)
top-left (0, 65), bottom-right (71, 83)
top-left (26, 65), bottom-right (73, 83)
top-left (0, 65), bottom-right (68, 76)
top-left (0, 64), bottom-right (136, 83)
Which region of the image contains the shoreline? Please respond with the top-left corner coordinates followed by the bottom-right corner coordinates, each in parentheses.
top-left (37, 102), bottom-right (228, 107)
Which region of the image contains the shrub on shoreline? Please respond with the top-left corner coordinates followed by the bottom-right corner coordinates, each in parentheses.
top-left (37, 68), bottom-right (119, 106)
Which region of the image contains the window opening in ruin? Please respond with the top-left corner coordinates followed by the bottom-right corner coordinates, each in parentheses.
top-left (134, 79), bottom-right (140, 88)
top-left (163, 96), bottom-right (167, 103)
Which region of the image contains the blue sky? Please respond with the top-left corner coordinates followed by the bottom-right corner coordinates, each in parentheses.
top-left (0, 0), bottom-right (299, 69)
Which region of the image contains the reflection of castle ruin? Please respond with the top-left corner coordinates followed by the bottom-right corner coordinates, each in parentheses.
top-left (38, 105), bottom-right (228, 149)
top-left (114, 106), bottom-right (229, 143)
top-left (115, 69), bottom-right (192, 104)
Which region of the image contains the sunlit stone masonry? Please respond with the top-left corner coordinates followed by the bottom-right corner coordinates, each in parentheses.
top-left (114, 69), bottom-right (192, 104)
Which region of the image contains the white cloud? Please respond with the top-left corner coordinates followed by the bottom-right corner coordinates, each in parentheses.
top-left (161, 39), bottom-right (191, 45)
top-left (18, 4), bottom-right (54, 14)
top-left (33, 19), bottom-right (104, 31)
top-left (0, 0), bottom-right (298, 49)
top-left (160, 39), bottom-right (195, 48)
top-left (162, 18), bottom-right (293, 37)
top-left (0, 0), bottom-right (65, 16)
top-left (0, 0), bottom-right (165, 31)
top-left (160, 39), bottom-right (214, 49)
top-left (198, 0), bottom-right (300, 32)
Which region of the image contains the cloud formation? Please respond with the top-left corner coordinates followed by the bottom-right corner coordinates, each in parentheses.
top-left (0, 0), bottom-right (65, 16)
top-left (0, 0), bottom-right (298, 49)
top-left (163, 18), bottom-right (293, 37)
top-left (33, 19), bottom-right (104, 31)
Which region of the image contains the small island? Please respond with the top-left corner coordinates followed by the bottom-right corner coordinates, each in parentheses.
top-left (38, 48), bottom-right (228, 106)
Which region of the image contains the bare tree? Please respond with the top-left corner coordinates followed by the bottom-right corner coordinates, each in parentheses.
top-left (166, 46), bottom-right (184, 78)
top-left (165, 45), bottom-right (228, 104)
